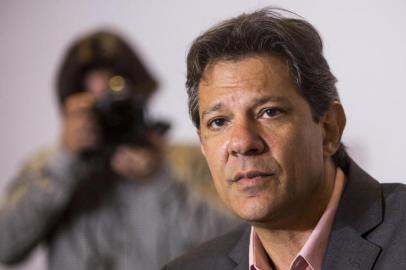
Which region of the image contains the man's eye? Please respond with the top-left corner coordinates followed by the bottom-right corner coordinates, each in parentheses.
top-left (261, 108), bottom-right (283, 118)
top-left (208, 118), bottom-right (226, 129)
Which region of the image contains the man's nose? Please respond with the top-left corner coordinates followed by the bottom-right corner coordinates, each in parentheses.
top-left (228, 119), bottom-right (265, 156)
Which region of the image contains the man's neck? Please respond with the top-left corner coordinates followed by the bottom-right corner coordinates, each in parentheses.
top-left (253, 159), bottom-right (337, 270)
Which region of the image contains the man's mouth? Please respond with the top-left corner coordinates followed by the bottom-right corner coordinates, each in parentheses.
top-left (230, 170), bottom-right (275, 183)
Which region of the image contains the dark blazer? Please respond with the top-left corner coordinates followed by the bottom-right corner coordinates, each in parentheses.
top-left (162, 161), bottom-right (406, 270)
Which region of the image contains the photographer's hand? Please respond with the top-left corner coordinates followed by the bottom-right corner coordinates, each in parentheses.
top-left (111, 146), bottom-right (160, 180)
top-left (61, 92), bottom-right (99, 155)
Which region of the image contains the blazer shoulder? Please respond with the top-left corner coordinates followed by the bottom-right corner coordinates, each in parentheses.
top-left (380, 182), bottom-right (406, 214)
top-left (381, 182), bottom-right (406, 196)
top-left (163, 223), bottom-right (249, 270)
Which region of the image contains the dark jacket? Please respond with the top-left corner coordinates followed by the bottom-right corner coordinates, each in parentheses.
top-left (163, 161), bottom-right (406, 270)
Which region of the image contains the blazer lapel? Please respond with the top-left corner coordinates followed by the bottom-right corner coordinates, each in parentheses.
top-left (228, 225), bottom-right (250, 270)
top-left (322, 161), bottom-right (383, 270)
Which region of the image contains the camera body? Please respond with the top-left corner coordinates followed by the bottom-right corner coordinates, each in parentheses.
top-left (93, 77), bottom-right (149, 149)
top-left (81, 75), bottom-right (169, 162)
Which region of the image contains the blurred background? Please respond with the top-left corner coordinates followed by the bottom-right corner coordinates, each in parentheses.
top-left (0, 0), bottom-right (405, 269)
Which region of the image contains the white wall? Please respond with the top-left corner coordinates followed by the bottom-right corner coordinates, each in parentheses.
top-left (1, 0), bottom-right (405, 269)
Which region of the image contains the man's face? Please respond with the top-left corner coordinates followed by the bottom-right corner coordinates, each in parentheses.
top-left (198, 55), bottom-right (332, 226)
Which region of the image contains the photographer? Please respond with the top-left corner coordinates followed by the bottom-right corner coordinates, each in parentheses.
top-left (0, 31), bottom-right (236, 270)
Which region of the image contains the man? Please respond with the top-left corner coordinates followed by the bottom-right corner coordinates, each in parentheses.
top-left (0, 30), bottom-right (235, 270)
top-left (163, 7), bottom-right (406, 270)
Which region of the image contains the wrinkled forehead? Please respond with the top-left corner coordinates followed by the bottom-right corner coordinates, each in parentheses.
top-left (200, 54), bottom-right (292, 88)
top-left (199, 54), bottom-right (292, 94)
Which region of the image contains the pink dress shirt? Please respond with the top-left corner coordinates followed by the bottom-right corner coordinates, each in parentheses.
top-left (249, 168), bottom-right (346, 270)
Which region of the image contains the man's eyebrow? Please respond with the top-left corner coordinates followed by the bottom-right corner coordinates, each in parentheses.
top-left (201, 96), bottom-right (289, 119)
top-left (253, 96), bottom-right (288, 107)
top-left (201, 102), bottom-right (224, 119)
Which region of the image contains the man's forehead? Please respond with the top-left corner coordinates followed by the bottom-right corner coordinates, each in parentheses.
top-left (199, 55), bottom-right (291, 88)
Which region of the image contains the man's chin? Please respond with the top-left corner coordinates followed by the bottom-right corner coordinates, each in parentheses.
top-left (231, 199), bottom-right (290, 227)
top-left (232, 204), bottom-right (274, 224)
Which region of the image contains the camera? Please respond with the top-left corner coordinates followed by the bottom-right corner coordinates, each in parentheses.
top-left (92, 75), bottom-right (169, 152)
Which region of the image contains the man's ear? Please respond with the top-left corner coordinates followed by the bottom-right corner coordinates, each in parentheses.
top-left (197, 129), bottom-right (207, 157)
top-left (322, 102), bottom-right (346, 156)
